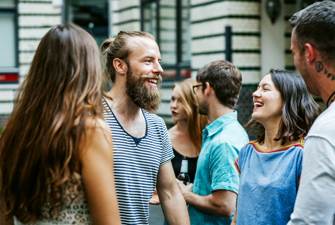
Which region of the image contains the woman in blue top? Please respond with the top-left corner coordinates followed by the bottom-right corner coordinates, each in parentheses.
top-left (232, 70), bottom-right (320, 225)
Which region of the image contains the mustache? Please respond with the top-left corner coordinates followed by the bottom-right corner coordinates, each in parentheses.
top-left (140, 74), bottom-right (163, 84)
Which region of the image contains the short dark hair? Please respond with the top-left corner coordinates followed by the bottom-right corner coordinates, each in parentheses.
top-left (196, 60), bottom-right (242, 109)
top-left (290, 1), bottom-right (335, 66)
top-left (246, 70), bottom-right (321, 145)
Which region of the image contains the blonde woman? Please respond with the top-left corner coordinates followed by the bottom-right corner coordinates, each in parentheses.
top-left (150, 78), bottom-right (209, 205)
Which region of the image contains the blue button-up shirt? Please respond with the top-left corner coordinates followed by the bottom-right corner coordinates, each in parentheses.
top-left (188, 111), bottom-right (249, 225)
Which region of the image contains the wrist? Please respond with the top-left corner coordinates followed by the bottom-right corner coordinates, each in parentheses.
top-left (182, 188), bottom-right (193, 202)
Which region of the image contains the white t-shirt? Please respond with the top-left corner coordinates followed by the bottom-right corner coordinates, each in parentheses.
top-left (288, 102), bottom-right (335, 225)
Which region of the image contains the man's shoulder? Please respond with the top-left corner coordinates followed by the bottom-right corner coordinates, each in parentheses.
top-left (308, 106), bottom-right (335, 138)
top-left (219, 121), bottom-right (248, 143)
top-left (143, 110), bottom-right (164, 122)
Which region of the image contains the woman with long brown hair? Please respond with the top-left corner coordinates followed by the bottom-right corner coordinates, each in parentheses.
top-left (0, 24), bottom-right (121, 225)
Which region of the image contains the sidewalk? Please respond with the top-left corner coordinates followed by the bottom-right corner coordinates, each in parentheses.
top-left (149, 204), bottom-right (165, 225)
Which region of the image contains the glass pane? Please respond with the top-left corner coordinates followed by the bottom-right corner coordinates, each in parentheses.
top-left (143, 2), bottom-right (157, 38)
top-left (181, 68), bottom-right (191, 78)
top-left (181, 0), bottom-right (191, 63)
top-left (162, 69), bottom-right (176, 79)
top-left (0, 0), bottom-right (15, 7)
top-left (68, 0), bottom-right (108, 47)
top-left (160, 0), bottom-right (176, 66)
top-left (0, 13), bottom-right (15, 67)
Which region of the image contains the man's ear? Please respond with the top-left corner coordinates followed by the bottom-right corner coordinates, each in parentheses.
top-left (204, 82), bottom-right (212, 96)
top-left (305, 43), bottom-right (316, 65)
top-left (113, 58), bottom-right (127, 75)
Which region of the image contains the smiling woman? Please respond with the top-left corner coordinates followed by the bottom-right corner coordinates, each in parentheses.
top-left (232, 69), bottom-right (321, 225)
top-left (251, 74), bottom-right (283, 127)
top-left (246, 69), bottom-right (320, 145)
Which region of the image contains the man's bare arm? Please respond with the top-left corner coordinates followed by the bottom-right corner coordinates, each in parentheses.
top-left (156, 161), bottom-right (190, 225)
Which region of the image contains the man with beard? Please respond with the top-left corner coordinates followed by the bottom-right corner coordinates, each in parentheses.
top-left (288, 2), bottom-right (335, 224)
top-left (177, 60), bottom-right (249, 224)
top-left (100, 31), bottom-right (190, 225)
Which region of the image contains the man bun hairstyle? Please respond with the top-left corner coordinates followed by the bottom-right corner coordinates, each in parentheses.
top-left (101, 31), bottom-right (155, 83)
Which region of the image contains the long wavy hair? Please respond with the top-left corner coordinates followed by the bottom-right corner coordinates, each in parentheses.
top-left (0, 24), bottom-right (104, 223)
top-left (173, 79), bottom-right (209, 155)
top-left (245, 69), bottom-right (321, 145)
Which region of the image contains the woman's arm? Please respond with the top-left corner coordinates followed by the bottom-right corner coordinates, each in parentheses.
top-left (79, 118), bottom-right (121, 225)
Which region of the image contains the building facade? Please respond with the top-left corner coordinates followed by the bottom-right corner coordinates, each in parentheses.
top-left (0, 0), bottom-right (323, 128)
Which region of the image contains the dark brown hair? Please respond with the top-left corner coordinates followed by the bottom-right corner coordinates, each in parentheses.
top-left (196, 60), bottom-right (242, 109)
top-left (100, 31), bottom-right (155, 83)
top-left (173, 79), bottom-right (209, 155)
top-left (0, 24), bottom-right (104, 223)
top-left (246, 69), bottom-right (321, 145)
top-left (290, 1), bottom-right (335, 66)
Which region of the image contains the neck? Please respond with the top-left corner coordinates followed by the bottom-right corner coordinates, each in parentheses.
top-left (207, 103), bottom-right (234, 123)
top-left (260, 117), bottom-right (287, 151)
top-left (107, 84), bottom-right (142, 118)
top-left (326, 90), bottom-right (335, 107)
top-left (261, 136), bottom-right (283, 152)
top-left (311, 62), bottom-right (335, 106)
top-left (176, 119), bottom-right (188, 133)
top-left (319, 83), bottom-right (335, 106)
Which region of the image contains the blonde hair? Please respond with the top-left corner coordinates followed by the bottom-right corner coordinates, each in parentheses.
top-left (173, 79), bottom-right (209, 155)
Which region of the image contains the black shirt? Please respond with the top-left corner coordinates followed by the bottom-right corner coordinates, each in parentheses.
top-left (171, 148), bottom-right (198, 183)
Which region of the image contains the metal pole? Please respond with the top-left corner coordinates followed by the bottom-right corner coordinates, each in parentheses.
top-left (225, 26), bottom-right (232, 62)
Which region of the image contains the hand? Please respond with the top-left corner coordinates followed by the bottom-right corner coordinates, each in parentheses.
top-left (176, 179), bottom-right (193, 198)
top-left (149, 189), bottom-right (160, 205)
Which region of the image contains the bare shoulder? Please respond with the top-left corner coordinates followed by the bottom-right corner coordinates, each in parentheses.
top-left (79, 117), bottom-right (112, 156)
top-left (85, 117), bottom-right (110, 131)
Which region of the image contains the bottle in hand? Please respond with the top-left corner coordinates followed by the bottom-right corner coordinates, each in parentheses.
top-left (177, 156), bottom-right (191, 185)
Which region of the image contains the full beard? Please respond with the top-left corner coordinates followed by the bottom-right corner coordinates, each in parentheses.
top-left (126, 69), bottom-right (162, 113)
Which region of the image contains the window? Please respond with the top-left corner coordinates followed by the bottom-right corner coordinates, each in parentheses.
top-left (0, 0), bottom-right (18, 84)
top-left (65, 0), bottom-right (109, 47)
top-left (141, 0), bottom-right (191, 82)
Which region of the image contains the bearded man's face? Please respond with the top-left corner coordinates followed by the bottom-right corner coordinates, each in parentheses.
top-left (126, 66), bottom-right (162, 113)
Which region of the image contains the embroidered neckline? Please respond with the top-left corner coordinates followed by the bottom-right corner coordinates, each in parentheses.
top-left (251, 138), bottom-right (304, 153)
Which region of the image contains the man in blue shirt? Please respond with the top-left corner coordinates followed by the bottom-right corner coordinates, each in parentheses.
top-left (177, 60), bottom-right (249, 224)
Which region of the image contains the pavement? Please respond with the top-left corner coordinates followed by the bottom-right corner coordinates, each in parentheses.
top-left (149, 204), bottom-right (165, 225)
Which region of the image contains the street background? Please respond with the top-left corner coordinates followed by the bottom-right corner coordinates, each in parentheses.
top-left (149, 205), bottom-right (165, 225)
